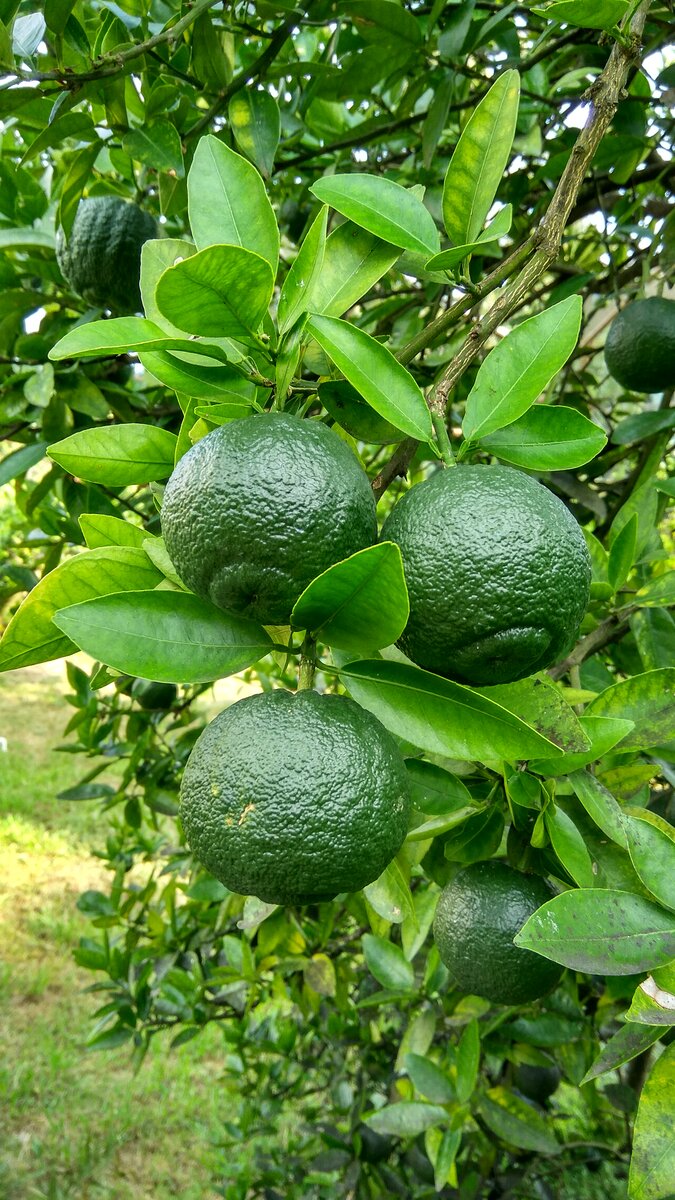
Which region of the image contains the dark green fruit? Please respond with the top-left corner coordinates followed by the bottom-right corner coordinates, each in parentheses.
top-left (513, 1062), bottom-right (561, 1103)
top-left (56, 196), bottom-right (156, 313)
top-left (179, 689), bottom-right (411, 906)
top-left (433, 860), bottom-right (563, 1005)
top-left (604, 297), bottom-right (675, 393)
top-left (131, 678), bottom-right (178, 711)
top-left (381, 464), bottom-right (591, 686)
top-left (161, 413), bottom-right (377, 625)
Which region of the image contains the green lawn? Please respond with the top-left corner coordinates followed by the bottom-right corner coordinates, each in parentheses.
top-left (0, 666), bottom-right (233, 1200)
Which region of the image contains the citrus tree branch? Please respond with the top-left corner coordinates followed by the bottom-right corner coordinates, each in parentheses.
top-left (372, 0), bottom-right (654, 501)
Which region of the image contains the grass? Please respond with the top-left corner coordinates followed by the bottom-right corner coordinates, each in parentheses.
top-left (0, 664), bottom-right (238, 1200)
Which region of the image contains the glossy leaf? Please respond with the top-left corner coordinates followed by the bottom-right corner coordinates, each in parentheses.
top-left (140, 350), bottom-right (255, 403)
top-left (463, 295), bottom-right (583, 441)
top-left (48, 424), bottom-right (177, 485)
top-left (123, 120), bottom-right (183, 176)
top-left (52, 590), bottom-right (272, 684)
top-left (544, 805), bottom-right (595, 887)
top-left (311, 173), bottom-right (440, 256)
top-left (79, 514), bottom-right (149, 549)
top-left (455, 1019), bottom-right (480, 1104)
top-left (304, 954), bottom-right (337, 998)
top-left (634, 574), bottom-right (675, 609)
top-left (581, 1021), bottom-right (664, 1085)
top-left (291, 543), bottom-right (408, 652)
top-left (585, 669), bottom-right (675, 750)
top-left (569, 769), bottom-right (628, 848)
top-left (155, 245), bottom-right (274, 341)
top-left (228, 88), bottom-right (280, 177)
top-left (608, 512), bottom-right (638, 592)
top-left (0, 548), bottom-right (162, 672)
top-left (277, 206), bottom-right (328, 335)
top-left (625, 815), bottom-right (675, 912)
top-left (625, 977), bottom-right (675, 1026)
top-left (362, 934), bottom-right (415, 992)
top-left (339, 659), bottom-right (562, 762)
top-left (515, 889), bottom-right (675, 974)
top-left (529, 714), bottom-right (634, 777)
top-left (478, 404), bottom-right (607, 469)
top-left (365, 1102), bottom-right (448, 1138)
top-left (479, 673), bottom-right (590, 753)
top-left (140, 237), bottom-right (197, 336)
top-left (534, 0), bottom-right (629, 31)
top-left (612, 408), bottom-right (675, 446)
top-left (307, 315), bottom-right (433, 441)
top-left (405, 759), bottom-right (472, 815)
top-left (426, 205), bottom-right (512, 272)
top-left (187, 134), bottom-right (279, 271)
top-left (363, 860), bottom-right (415, 925)
top-left (629, 1044), bottom-right (675, 1200)
top-left (320, 380), bottom-right (401, 444)
top-left (442, 70), bottom-right (520, 246)
top-left (309, 221), bottom-right (400, 318)
top-left (49, 317), bottom-right (233, 367)
top-left (478, 1088), bottom-right (559, 1155)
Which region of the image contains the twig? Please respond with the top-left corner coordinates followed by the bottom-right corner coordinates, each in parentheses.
top-left (548, 612), bottom-right (632, 681)
top-left (371, 1), bottom-right (654, 500)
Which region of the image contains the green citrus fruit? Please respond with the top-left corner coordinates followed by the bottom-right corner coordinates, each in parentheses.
top-left (513, 1062), bottom-right (561, 1103)
top-left (161, 413), bottom-right (377, 625)
top-left (56, 196), bottom-right (156, 313)
top-left (380, 465), bottom-right (591, 686)
top-left (604, 296), bottom-right (675, 393)
top-left (179, 689), bottom-right (411, 906)
top-left (131, 678), bottom-right (178, 711)
top-left (432, 860), bottom-right (563, 1005)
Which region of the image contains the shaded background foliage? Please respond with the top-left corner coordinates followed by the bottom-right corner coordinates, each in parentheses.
top-left (1, 1), bottom-right (675, 1198)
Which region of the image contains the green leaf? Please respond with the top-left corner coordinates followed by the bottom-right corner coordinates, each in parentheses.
top-left (79, 514), bottom-right (149, 549)
top-left (477, 1087), bottom-right (559, 1155)
top-left (291, 542), bottom-right (408, 652)
top-left (304, 953), bottom-right (337, 997)
top-left (49, 317), bottom-right (232, 365)
top-left (187, 134), bottom-right (279, 272)
top-left (463, 296), bottom-right (583, 441)
top-left (0, 227), bottom-right (54, 250)
top-left (405, 1054), bottom-right (455, 1104)
top-left (363, 860), bottom-right (415, 925)
top-left (585, 669), bottom-right (675, 751)
top-left (612, 408), bottom-right (675, 446)
top-left (581, 1021), bottom-right (663, 1085)
top-left (48, 424), bottom-right (177, 486)
top-left (569, 769), bottom-right (628, 848)
top-left (277, 206), bottom-right (328, 336)
top-left (344, 0), bottom-right (423, 48)
top-left (455, 1019), bottom-right (480, 1104)
top-left (0, 439), bottom-right (47, 487)
top-left (442, 804), bottom-right (504, 863)
top-left (478, 404), bottom-right (607, 470)
top-left (629, 1044), bottom-right (675, 1200)
top-left (426, 205), bottom-right (512, 273)
top-left (608, 512), bottom-right (638, 592)
top-left (228, 88), bottom-right (280, 178)
top-left (478, 673), bottom-right (590, 753)
top-left (309, 221), bottom-right (400, 318)
top-left (320, 380), bottom-right (402, 445)
top-left (404, 759), bottom-right (472, 816)
top-left (634, 574), bottom-right (675, 609)
top-left (20, 112), bottom-right (96, 163)
top-left (0, 547), bottom-right (162, 672)
top-left (544, 805), bottom-right (595, 887)
top-left (52, 590), bottom-right (272, 684)
top-left (624, 977), bottom-right (675, 1026)
top-left (365, 1102), bottom-right (448, 1138)
top-left (339, 659), bottom-right (562, 762)
top-left (529, 714), bottom-right (634, 777)
top-left (442, 70), bottom-right (520, 246)
top-left (307, 315), bottom-right (433, 442)
top-left (362, 934), bottom-right (415, 992)
top-left (123, 120), bottom-right (184, 176)
top-left (534, 0), bottom-right (629, 31)
top-left (625, 815), bottom-right (675, 912)
top-left (139, 238), bottom-right (196, 336)
top-left (310, 174), bottom-right (440, 257)
top-left (139, 350), bottom-right (255, 403)
top-left (515, 889), bottom-right (675, 974)
top-left (155, 245), bottom-right (274, 342)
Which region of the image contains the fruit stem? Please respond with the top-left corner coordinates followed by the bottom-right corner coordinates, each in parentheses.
top-left (432, 411), bottom-right (456, 467)
top-left (298, 633), bottom-right (317, 691)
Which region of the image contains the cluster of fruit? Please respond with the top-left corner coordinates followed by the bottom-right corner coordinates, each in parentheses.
top-left (158, 412), bottom-right (591, 1001)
